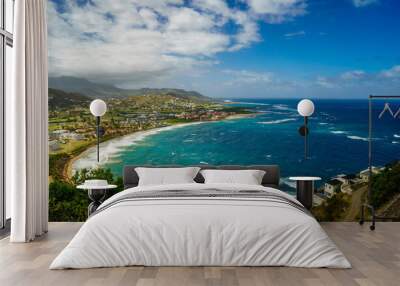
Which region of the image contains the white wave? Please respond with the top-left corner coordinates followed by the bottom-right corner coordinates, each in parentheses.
top-left (272, 104), bottom-right (289, 110)
top-left (73, 122), bottom-right (206, 172)
top-left (394, 134), bottom-right (400, 138)
top-left (272, 104), bottom-right (296, 112)
top-left (319, 122), bottom-right (329, 125)
top-left (263, 111), bottom-right (288, 115)
top-left (258, 118), bottom-right (297, 124)
top-left (330, 130), bottom-right (347, 134)
top-left (199, 161), bottom-right (209, 165)
top-left (234, 101), bottom-right (270, 106)
top-left (280, 177), bottom-right (296, 189)
top-left (392, 141), bottom-right (399, 144)
top-left (347, 135), bottom-right (368, 141)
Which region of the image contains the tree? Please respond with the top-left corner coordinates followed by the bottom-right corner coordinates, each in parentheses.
top-left (371, 162), bottom-right (400, 208)
top-left (49, 167), bottom-right (123, 222)
top-left (49, 180), bottom-right (88, 221)
top-left (312, 193), bottom-right (350, 221)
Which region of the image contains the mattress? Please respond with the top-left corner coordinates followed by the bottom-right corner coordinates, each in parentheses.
top-left (50, 183), bottom-right (351, 269)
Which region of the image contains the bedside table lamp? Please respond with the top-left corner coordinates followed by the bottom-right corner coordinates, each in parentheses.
top-left (90, 99), bottom-right (107, 162)
top-left (297, 99), bottom-right (315, 159)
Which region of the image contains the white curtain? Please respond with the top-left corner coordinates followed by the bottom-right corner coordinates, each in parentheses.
top-left (8, 0), bottom-right (48, 242)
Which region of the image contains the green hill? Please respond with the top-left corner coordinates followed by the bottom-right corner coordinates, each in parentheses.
top-left (48, 88), bottom-right (91, 109)
top-left (48, 76), bottom-right (211, 102)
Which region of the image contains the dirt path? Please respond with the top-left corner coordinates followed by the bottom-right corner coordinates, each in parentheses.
top-left (344, 184), bottom-right (368, 221)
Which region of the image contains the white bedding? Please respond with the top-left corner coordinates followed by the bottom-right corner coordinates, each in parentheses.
top-left (50, 183), bottom-right (351, 269)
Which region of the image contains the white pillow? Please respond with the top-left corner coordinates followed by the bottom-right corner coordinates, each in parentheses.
top-left (135, 167), bottom-right (201, 186)
top-left (200, 169), bottom-right (266, 185)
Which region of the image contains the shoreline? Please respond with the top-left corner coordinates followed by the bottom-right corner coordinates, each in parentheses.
top-left (64, 113), bottom-right (254, 178)
top-left (225, 113), bottom-right (256, 120)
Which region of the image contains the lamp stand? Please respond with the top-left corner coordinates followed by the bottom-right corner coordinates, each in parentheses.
top-left (96, 116), bottom-right (100, 162)
top-left (304, 116), bottom-right (308, 159)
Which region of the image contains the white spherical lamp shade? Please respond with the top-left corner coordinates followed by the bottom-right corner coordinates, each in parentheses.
top-left (297, 99), bottom-right (315, 117)
top-left (90, 99), bottom-right (107, 117)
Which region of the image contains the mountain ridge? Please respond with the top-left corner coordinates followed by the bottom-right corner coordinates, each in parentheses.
top-left (49, 76), bottom-right (210, 101)
top-left (48, 88), bottom-right (92, 109)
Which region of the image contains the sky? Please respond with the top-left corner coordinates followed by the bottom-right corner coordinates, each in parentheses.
top-left (48, 0), bottom-right (400, 98)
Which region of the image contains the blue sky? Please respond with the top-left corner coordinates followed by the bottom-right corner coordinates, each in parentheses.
top-left (48, 0), bottom-right (400, 98)
top-left (240, 0), bottom-right (400, 75)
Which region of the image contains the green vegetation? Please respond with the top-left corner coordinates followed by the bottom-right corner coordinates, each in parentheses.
top-left (164, 118), bottom-right (197, 124)
top-left (48, 88), bottom-right (91, 109)
top-left (49, 181), bottom-right (88, 221)
top-left (221, 106), bottom-right (253, 114)
top-left (49, 76), bottom-right (212, 100)
top-left (371, 161), bottom-right (400, 208)
top-left (312, 161), bottom-right (400, 221)
top-left (312, 193), bottom-right (351, 221)
top-left (49, 168), bottom-right (123, 222)
top-left (49, 153), bottom-right (71, 181)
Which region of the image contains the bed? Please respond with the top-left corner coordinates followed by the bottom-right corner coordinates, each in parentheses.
top-left (50, 165), bottom-right (351, 269)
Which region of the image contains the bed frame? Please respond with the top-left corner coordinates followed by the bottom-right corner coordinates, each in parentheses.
top-left (123, 165), bottom-right (280, 189)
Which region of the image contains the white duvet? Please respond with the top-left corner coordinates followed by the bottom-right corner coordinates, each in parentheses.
top-left (50, 183), bottom-right (351, 269)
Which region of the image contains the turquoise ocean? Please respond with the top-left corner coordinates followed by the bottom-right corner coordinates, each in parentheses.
top-left (74, 99), bottom-right (400, 193)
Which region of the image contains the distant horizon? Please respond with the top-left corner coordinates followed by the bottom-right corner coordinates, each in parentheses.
top-left (48, 75), bottom-right (395, 100)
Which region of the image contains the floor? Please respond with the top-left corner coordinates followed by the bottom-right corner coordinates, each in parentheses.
top-left (0, 219), bottom-right (10, 239)
top-left (0, 222), bottom-right (399, 286)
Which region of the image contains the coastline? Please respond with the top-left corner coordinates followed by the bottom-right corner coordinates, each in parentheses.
top-left (65, 113), bottom-right (254, 178)
top-left (225, 113), bottom-right (256, 120)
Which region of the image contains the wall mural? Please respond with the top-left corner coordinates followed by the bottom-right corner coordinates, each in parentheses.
top-left (47, 0), bottom-right (400, 222)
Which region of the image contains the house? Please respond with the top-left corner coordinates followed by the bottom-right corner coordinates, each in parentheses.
top-left (336, 174), bottom-right (358, 185)
top-left (359, 167), bottom-right (381, 182)
top-left (48, 140), bottom-right (61, 152)
top-left (49, 129), bottom-right (69, 140)
top-left (62, 132), bottom-right (86, 141)
top-left (324, 179), bottom-right (343, 198)
top-left (334, 174), bottom-right (360, 194)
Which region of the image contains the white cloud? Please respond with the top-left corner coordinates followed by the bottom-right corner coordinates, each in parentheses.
top-left (223, 69), bottom-right (274, 85)
top-left (48, 0), bottom-right (230, 85)
top-left (316, 76), bottom-right (335, 88)
top-left (341, 70), bottom-right (366, 80)
top-left (48, 0), bottom-right (307, 86)
top-left (167, 8), bottom-right (215, 31)
top-left (314, 65), bottom-right (400, 91)
top-left (204, 65), bottom-right (400, 98)
top-left (284, 30), bottom-right (305, 38)
top-left (352, 0), bottom-right (379, 7)
top-left (245, 0), bottom-right (307, 23)
top-left (380, 65), bottom-right (400, 78)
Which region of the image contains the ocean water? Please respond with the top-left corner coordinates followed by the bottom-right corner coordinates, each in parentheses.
top-left (74, 99), bottom-right (400, 193)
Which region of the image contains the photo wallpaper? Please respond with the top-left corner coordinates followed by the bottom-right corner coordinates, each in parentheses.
top-left (47, 0), bottom-right (400, 222)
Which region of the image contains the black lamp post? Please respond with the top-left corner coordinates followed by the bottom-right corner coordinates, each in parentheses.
top-left (297, 99), bottom-right (315, 159)
top-left (90, 99), bottom-right (107, 162)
